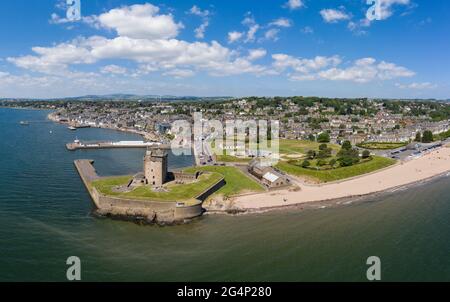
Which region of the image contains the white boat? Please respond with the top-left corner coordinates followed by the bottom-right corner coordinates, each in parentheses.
top-left (68, 126), bottom-right (77, 131)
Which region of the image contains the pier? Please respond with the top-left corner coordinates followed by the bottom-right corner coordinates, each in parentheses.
top-left (66, 140), bottom-right (170, 151)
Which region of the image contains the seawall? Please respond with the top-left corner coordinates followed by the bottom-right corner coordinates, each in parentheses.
top-left (74, 160), bottom-right (208, 225)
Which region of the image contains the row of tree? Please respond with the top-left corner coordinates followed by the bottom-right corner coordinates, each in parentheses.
top-left (415, 130), bottom-right (434, 143)
top-left (301, 141), bottom-right (371, 169)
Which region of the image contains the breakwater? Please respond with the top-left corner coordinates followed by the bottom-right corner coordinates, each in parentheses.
top-left (67, 140), bottom-right (170, 151)
top-left (74, 159), bottom-right (223, 225)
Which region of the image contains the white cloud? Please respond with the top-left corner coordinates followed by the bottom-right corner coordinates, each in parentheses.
top-left (247, 49), bottom-right (267, 61)
top-left (273, 54), bottom-right (414, 83)
top-left (269, 18), bottom-right (292, 28)
top-left (230, 14), bottom-right (291, 44)
top-left (242, 14), bottom-right (256, 26)
top-left (49, 13), bottom-right (71, 24)
top-left (188, 5), bottom-right (210, 18)
top-left (320, 9), bottom-right (351, 23)
top-left (239, 13), bottom-right (261, 43)
top-left (100, 64), bottom-right (128, 75)
top-left (10, 4), bottom-right (270, 79)
top-left (264, 28), bottom-right (280, 41)
top-left (376, 0), bottom-right (411, 20)
top-left (187, 5), bottom-right (211, 39)
top-left (228, 31), bottom-right (244, 43)
top-left (273, 54), bottom-right (341, 74)
top-left (97, 3), bottom-right (183, 39)
top-left (7, 3), bottom-right (423, 94)
top-left (284, 0), bottom-right (304, 10)
top-left (396, 82), bottom-right (437, 90)
top-left (318, 58), bottom-right (415, 82)
top-left (347, 19), bottom-right (370, 35)
top-left (195, 20), bottom-right (209, 39)
top-left (9, 35), bottom-right (267, 79)
top-left (300, 26), bottom-right (314, 34)
top-left (163, 69), bottom-right (195, 78)
top-left (7, 37), bottom-right (97, 74)
top-left (245, 24), bottom-right (260, 42)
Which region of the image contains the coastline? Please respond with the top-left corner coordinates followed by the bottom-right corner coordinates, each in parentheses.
top-left (230, 146), bottom-right (450, 212)
top-left (45, 108), bottom-right (450, 219)
top-left (0, 106), bottom-right (54, 111)
top-left (47, 111), bottom-right (157, 141)
top-left (222, 169), bottom-right (450, 217)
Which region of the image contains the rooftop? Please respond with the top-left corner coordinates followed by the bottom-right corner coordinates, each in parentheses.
top-left (146, 148), bottom-right (168, 158)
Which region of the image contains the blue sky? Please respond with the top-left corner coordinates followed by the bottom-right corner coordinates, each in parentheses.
top-left (0, 0), bottom-right (448, 99)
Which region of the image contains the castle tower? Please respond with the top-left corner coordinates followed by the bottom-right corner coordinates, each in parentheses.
top-left (144, 148), bottom-right (168, 187)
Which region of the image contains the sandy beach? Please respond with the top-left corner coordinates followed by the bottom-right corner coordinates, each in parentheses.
top-left (233, 146), bottom-right (450, 210)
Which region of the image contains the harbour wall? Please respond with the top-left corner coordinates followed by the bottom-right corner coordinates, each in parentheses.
top-left (91, 187), bottom-right (204, 223)
top-left (74, 159), bottom-right (210, 225)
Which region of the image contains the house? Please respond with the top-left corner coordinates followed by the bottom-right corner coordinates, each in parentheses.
top-left (248, 159), bottom-right (289, 189)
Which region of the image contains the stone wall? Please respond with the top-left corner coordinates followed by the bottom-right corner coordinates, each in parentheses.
top-left (75, 159), bottom-right (221, 225)
top-left (196, 178), bottom-right (226, 202)
top-left (90, 186), bottom-right (203, 224)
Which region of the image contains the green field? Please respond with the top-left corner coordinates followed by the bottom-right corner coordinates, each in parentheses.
top-left (184, 166), bottom-right (264, 197)
top-left (276, 156), bottom-right (396, 183)
top-left (278, 139), bottom-right (340, 155)
top-left (215, 139), bottom-right (340, 162)
top-left (357, 142), bottom-right (408, 150)
top-left (216, 154), bottom-right (252, 163)
top-left (92, 172), bottom-right (224, 203)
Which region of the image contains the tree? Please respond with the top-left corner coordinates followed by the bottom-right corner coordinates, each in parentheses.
top-left (306, 150), bottom-right (316, 160)
top-left (317, 145), bottom-right (332, 159)
top-left (301, 160), bottom-right (311, 168)
top-left (308, 134), bottom-right (315, 141)
top-left (415, 132), bottom-right (422, 142)
top-left (341, 140), bottom-right (352, 151)
top-left (317, 159), bottom-right (328, 167)
top-left (317, 132), bottom-right (330, 143)
top-left (362, 150), bottom-right (371, 159)
top-left (339, 156), bottom-right (355, 167)
top-left (422, 130), bottom-right (433, 143)
top-left (329, 159), bottom-right (337, 167)
top-left (337, 141), bottom-right (360, 167)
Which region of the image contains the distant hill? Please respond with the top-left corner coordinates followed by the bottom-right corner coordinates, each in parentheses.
top-left (0, 94), bottom-right (234, 102)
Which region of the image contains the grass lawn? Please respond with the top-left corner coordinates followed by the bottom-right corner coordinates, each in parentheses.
top-left (278, 139), bottom-right (340, 155)
top-left (92, 172), bottom-right (224, 203)
top-left (216, 154), bottom-right (252, 163)
top-left (215, 139), bottom-right (340, 162)
top-left (184, 166), bottom-right (264, 197)
top-left (276, 156), bottom-right (396, 183)
top-left (357, 142), bottom-right (408, 150)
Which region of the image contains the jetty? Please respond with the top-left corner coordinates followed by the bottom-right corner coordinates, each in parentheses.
top-left (66, 140), bottom-right (170, 151)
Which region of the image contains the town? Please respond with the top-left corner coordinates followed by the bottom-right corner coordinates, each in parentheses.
top-left (3, 97), bottom-right (450, 145)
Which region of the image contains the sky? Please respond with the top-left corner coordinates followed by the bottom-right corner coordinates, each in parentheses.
top-left (0, 0), bottom-right (449, 99)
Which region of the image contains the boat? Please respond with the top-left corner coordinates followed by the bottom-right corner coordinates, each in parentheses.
top-left (68, 126), bottom-right (77, 131)
top-left (20, 121), bottom-right (29, 126)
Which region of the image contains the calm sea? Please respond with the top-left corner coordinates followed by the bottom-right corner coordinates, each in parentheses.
top-left (0, 108), bottom-right (450, 282)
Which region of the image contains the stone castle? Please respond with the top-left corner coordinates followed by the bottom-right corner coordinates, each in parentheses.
top-left (144, 149), bottom-right (168, 187)
top-left (133, 148), bottom-right (200, 188)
